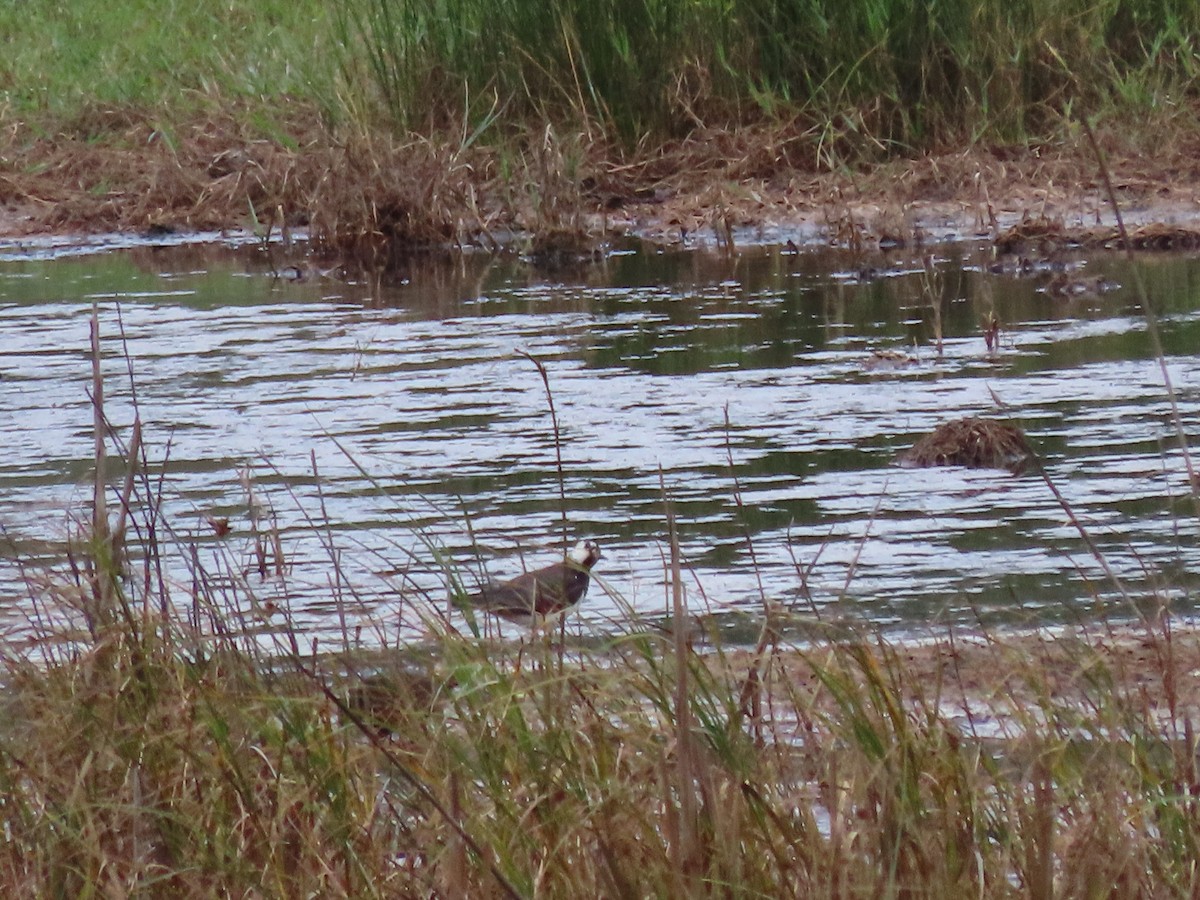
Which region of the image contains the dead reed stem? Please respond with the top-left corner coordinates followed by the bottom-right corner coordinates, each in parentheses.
top-left (88, 305), bottom-right (112, 619)
top-left (1082, 116), bottom-right (1200, 520)
top-left (661, 474), bottom-right (701, 890)
top-left (518, 350), bottom-right (569, 552)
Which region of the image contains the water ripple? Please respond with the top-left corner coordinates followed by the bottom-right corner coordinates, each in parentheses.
top-left (1, 244), bottom-right (1198, 642)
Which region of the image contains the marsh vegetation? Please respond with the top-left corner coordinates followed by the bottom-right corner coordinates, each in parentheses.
top-left (1, 0), bottom-right (1199, 248)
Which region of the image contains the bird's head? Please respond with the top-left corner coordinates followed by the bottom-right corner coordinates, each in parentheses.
top-left (568, 539), bottom-right (602, 569)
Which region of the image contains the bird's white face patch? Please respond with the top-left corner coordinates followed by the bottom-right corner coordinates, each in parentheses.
top-left (569, 539), bottom-right (602, 567)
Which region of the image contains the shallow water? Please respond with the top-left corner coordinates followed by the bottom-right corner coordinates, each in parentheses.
top-left (1, 234), bottom-right (1198, 645)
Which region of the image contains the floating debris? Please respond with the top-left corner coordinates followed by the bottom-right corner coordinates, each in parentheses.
top-left (986, 255), bottom-right (1069, 277)
top-left (1040, 273), bottom-right (1121, 297)
top-left (994, 215), bottom-right (1068, 255)
top-left (527, 227), bottom-right (603, 270)
top-left (995, 218), bottom-right (1200, 254)
top-left (1087, 223), bottom-right (1200, 251)
top-left (204, 514), bottom-right (232, 538)
top-left (863, 348), bottom-right (919, 370)
top-left (897, 417), bottom-right (1033, 472)
top-left (982, 312), bottom-right (1001, 354)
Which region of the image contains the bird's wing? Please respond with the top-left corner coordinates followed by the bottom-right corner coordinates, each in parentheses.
top-left (474, 566), bottom-right (581, 614)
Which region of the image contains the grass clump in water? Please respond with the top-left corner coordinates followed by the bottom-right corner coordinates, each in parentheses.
top-left (898, 416), bottom-right (1034, 472)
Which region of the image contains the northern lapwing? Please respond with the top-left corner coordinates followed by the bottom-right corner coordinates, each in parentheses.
top-left (466, 539), bottom-right (602, 628)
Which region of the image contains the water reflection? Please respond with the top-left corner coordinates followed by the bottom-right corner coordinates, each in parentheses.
top-left (1, 236), bottom-right (1198, 644)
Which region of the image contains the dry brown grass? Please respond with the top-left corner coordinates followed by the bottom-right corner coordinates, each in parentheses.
top-left (4, 103), bottom-right (1200, 257)
top-left (898, 417), bottom-right (1034, 472)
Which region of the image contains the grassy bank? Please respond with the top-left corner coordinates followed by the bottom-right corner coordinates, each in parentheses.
top-left (1, 1), bottom-right (1199, 248)
top-left (5, 0), bottom-right (1198, 145)
top-left (11, 571), bottom-right (1200, 895)
top-left (343, 0), bottom-right (1200, 146)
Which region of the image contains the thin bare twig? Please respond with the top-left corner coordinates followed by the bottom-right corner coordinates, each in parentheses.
top-left (517, 349), bottom-right (570, 551)
top-left (1081, 117), bottom-right (1199, 520)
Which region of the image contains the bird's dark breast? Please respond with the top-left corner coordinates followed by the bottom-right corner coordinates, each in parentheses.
top-left (478, 567), bottom-right (589, 616)
top-left (529, 568), bottom-right (590, 614)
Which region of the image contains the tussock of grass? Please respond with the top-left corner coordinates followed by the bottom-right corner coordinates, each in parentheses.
top-left (898, 417), bottom-right (1034, 472)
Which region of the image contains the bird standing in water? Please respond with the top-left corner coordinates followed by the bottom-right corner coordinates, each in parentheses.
top-left (466, 539), bottom-right (602, 628)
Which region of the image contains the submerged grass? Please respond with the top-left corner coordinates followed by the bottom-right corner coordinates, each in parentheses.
top-left (5, 311), bottom-right (1200, 895)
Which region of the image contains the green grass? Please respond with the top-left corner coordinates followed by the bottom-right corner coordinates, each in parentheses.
top-left (0, 0), bottom-right (339, 127)
top-left (2, 0), bottom-right (1198, 151)
top-left (341, 0), bottom-right (1200, 148)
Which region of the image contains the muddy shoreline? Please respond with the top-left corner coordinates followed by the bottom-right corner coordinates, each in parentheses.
top-left (5, 129), bottom-right (1200, 252)
top-left (733, 616), bottom-right (1200, 726)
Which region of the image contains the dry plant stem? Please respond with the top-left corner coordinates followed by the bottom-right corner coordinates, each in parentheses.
top-left (1039, 460), bottom-right (1132, 606)
top-left (724, 405), bottom-right (777, 739)
top-left (89, 305), bottom-right (113, 619)
top-left (1082, 117), bottom-right (1200, 520)
top-left (517, 350), bottom-right (569, 550)
top-left (987, 386), bottom-right (1134, 609)
top-left (660, 471), bottom-right (700, 889)
top-left (724, 405), bottom-right (767, 605)
top-left (841, 487), bottom-right (884, 597)
top-left (238, 467), bottom-right (268, 579)
top-left (1028, 760), bottom-right (1055, 900)
top-left (109, 305), bottom-right (176, 620)
top-left (306, 450), bottom-right (352, 652)
top-left (317, 424), bottom-right (481, 635)
top-left (923, 254), bottom-right (944, 359)
top-left (108, 307), bottom-right (148, 604)
top-left (111, 418), bottom-right (142, 556)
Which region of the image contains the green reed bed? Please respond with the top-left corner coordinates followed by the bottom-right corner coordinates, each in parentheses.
top-left (3, 0), bottom-right (1198, 148)
top-left (344, 0), bottom-right (1200, 147)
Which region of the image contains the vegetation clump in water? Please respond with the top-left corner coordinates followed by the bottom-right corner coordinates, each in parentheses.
top-left (898, 416), bottom-right (1034, 472)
